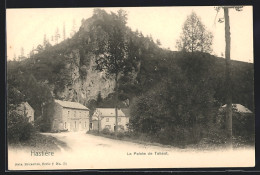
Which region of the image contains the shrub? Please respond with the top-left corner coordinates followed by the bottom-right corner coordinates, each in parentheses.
top-left (123, 131), bottom-right (132, 138)
top-left (233, 113), bottom-right (254, 138)
top-left (7, 111), bottom-right (35, 143)
top-left (117, 132), bottom-right (125, 139)
top-left (202, 127), bottom-right (227, 145)
top-left (109, 132), bottom-right (115, 136)
top-left (34, 116), bottom-right (51, 132)
top-left (155, 126), bottom-right (194, 147)
top-left (217, 111), bottom-right (255, 144)
top-left (101, 128), bottom-right (110, 135)
top-left (87, 130), bottom-right (99, 134)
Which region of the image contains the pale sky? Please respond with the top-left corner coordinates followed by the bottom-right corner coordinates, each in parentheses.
top-left (6, 6), bottom-right (254, 63)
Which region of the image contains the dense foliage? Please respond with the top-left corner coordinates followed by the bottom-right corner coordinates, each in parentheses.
top-left (7, 61), bottom-right (54, 134)
top-left (129, 53), bottom-right (217, 146)
top-left (128, 51), bottom-right (254, 146)
top-left (7, 111), bottom-right (35, 143)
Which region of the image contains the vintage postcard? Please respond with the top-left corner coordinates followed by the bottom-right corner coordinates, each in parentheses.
top-left (6, 6), bottom-right (254, 170)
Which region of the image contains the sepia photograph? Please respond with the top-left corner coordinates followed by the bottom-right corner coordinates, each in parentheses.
top-left (6, 6), bottom-right (254, 170)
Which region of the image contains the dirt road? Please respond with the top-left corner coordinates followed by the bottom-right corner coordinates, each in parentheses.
top-left (8, 131), bottom-right (255, 170)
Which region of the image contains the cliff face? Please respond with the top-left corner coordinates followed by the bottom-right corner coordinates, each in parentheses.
top-left (12, 12), bottom-right (133, 106)
top-left (36, 16), bottom-right (117, 104)
top-left (55, 49), bottom-right (115, 104)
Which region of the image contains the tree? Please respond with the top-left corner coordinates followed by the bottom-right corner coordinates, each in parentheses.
top-left (156, 39), bottom-right (161, 46)
top-left (96, 91), bottom-right (103, 107)
top-left (13, 53), bottom-right (17, 61)
top-left (91, 9), bottom-right (131, 133)
top-left (55, 27), bottom-right (60, 44)
top-left (70, 19), bottom-right (76, 37)
top-left (7, 63), bottom-right (54, 131)
top-left (176, 11), bottom-right (213, 53)
top-left (7, 70), bottom-right (35, 143)
top-left (29, 46), bottom-right (35, 58)
top-left (43, 34), bottom-right (52, 49)
top-left (7, 111), bottom-right (35, 143)
top-left (43, 34), bottom-right (48, 48)
top-left (18, 47), bottom-right (26, 61)
top-left (21, 47), bottom-right (24, 57)
top-left (36, 44), bottom-right (44, 53)
top-left (63, 22), bottom-right (66, 41)
top-left (129, 54), bottom-right (218, 146)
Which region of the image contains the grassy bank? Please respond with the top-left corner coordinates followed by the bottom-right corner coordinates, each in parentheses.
top-left (87, 130), bottom-right (174, 148)
top-left (8, 132), bottom-right (68, 151)
top-left (87, 130), bottom-right (255, 150)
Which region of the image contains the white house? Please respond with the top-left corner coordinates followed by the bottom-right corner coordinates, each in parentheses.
top-left (91, 108), bottom-right (130, 132)
top-left (52, 100), bottom-right (90, 132)
top-left (16, 102), bottom-right (34, 123)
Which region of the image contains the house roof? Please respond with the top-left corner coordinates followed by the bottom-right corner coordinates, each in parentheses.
top-left (23, 102), bottom-right (34, 111)
top-left (17, 102), bottom-right (34, 112)
top-left (121, 108), bottom-right (130, 117)
top-left (95, 108), bottom-right (126, 117)
top-left (55, 100), bottom-right (89, 110)
top-left (221, 104), bottom-right (252, 114)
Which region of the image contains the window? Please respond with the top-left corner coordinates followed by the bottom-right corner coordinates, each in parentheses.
top-left (106, 118), bottom-right (109, 122)
top-left (64, 122), bottom-right (66, 129)
top-left (85, 122), bottom-right (86, 128)
top-left (75, 121), bottom-right (76, 128)
top-left (68, 111), bottom-right (70, 117)
top-left (118, 118), bottom-right (121, 122)
top-left (74, 111), bottom-right (76, 117)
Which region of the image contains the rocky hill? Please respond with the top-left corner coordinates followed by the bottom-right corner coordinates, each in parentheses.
top-left (7, 9), bottom-right (254, 121)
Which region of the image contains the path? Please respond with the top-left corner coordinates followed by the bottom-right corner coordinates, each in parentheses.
top-left (8, 131), bottom-right (255, 170)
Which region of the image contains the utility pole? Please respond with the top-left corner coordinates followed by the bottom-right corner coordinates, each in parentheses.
top-left (98, 116), bottom-right (100, 133)
top-left (216, 6), bottom-right (243, 149)
top-left (115, 73), bottom-right (119, 134)
top-left (224, 7), bottom-right (232, 149)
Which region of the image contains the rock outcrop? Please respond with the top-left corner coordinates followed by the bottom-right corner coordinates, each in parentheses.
top-left (55, 49), bottom-right (115, 104)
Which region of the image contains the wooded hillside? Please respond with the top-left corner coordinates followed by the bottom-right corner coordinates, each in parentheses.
top-left (7, 9), bottom-right (254, 146)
